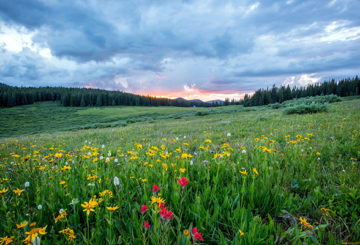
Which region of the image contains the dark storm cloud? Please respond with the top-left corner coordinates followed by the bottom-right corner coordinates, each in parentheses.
top-left (0, 0), bottom-right (359, 94)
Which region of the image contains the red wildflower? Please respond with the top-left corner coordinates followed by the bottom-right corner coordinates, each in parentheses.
top-left (178, 177), bottom-right (189, 189)
top-left (191, 227), bottom-right (198, 234)
top-left (157, 202), bottom-right (165, 208)
top-left (144, 221), bottom-right (151, 229)
top-left (191, 227), bottom-right (204, 242)
top-left (159, 207), bottom-right (174, 220)
top-left (194, 232), bottom-right (204, 241)
top-left (141, 204), bottom-right (148, 214)
top-left (152, 184), bottom-right (160, 193)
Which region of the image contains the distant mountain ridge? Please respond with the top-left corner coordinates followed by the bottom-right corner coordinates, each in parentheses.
top-left (175, 97), bottom-right (225, 104)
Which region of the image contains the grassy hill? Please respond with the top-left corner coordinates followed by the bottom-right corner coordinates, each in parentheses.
top-left (0, 98), bottom-right (359, 244)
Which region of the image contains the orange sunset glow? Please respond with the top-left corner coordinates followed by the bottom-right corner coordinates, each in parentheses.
top-left (136, 89), bottom-right (251, 102)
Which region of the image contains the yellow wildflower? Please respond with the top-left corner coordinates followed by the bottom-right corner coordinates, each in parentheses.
top-left (253, 168), bottom-right (258, 175)
top-left (59, 228), bottom-right (76, 241)
top-left (81, 200), bottom-right (97, 215)
top-left (55, 210), bottom-right (67, 223)
top-left (23, 226), bottom-right (47, 244)
top-left (151, 196), bottom-right (165, 206)
top-left (61, 166), bottom-right (71, 171)
top-left (16, 221), bottom-right (28, 229)
top-left (240, 170), bottom-right (247, 175)
top-left (13, 188), bottom-right (23, 196)
top-left (239, 229), bottom-right (244, 236)
top-left (106, 206), bottom-right (119, 211)
top-left (0, 188), bottom-right (8, 194)
top-left (0, 236), bottom-right (15, 245)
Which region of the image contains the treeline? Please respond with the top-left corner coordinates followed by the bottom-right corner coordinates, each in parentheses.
top-left (242, 76), bottom-right (360, 107)
top-left (0, 84), bottom-right (211, 108)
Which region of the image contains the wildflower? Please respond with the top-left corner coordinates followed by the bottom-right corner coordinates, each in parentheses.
top-left (194, 232), bottom-right (204, 241)
top-left (239, 229), bottom-right (244, 236)
top-left (204, 139), bottom-right (212, 143)
top-left (81, 201), bottom-right (95, 215)
top-left (144, 221), bottom-right (151, 229)
top-left (253, 168), bottom-right (258, 175)
top-left (202, 160), bottom-right (208, 164)
top-left (321, 208), bottom-right (330, 216)
top-left (25, 181), bottom-right (30, 188)
top-left (299, 217), bottom-right (314, 230)
top-left (13, 188), bottom-right (24, 196)
top-left (183, 230), bottom-right (189, 236)
top-left (227, 133), bottom-right (231, 137)
top-left (179, 168), bottom-right (186, 173)
top-left (113, 176), bottom-right (120, 186)
top-left (114, 158), bottom-right (118, 163)
top-left (59, 228), bottom-right (76, 241)
top-left (191, 227), bottom-right (204, 242)
top-left (178, 177), bottom-right (189, 189)
top-left (152, 184), bottom-right (160, 193)
top-left (59, 181), bottom-right (66, 185)
top-left (240, 170), bottom-right (247, 175)
top-left (141, 205), bottom-right (148, 214)
top-left (23, 226), bottom-right (47, 244)
top-left (0, 188), bottom-right (8, 194)
top-left (55, 209), bottom-right (67, 223)
top-left (100, 190), bottom-right (113, 198)
top-left (30, 222), bottom-right (36, 227)
top-left (159, 207), bottom-right (174, 220)
top-left (190, 160), bottom-right (193, 165)
top-left (16, 221), bottom-right (28, 229)
top-left (181, 153), bottom-right (192, 159)
top-left (0, 236), bottom-right (15, 245)
top-left (106, 206), bottom-right (119, 211)
top-left (37, 205), bottom-right (42, 210)
top-left (55, 153), bottom-right (63, 158)
top-left (61, 166), bottom-right (71, 171)
top-left (151, 196), bottom-right (165, 206)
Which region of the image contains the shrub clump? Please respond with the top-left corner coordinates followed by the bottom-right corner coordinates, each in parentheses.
top-left (283, 103), bottom-right (328, 115)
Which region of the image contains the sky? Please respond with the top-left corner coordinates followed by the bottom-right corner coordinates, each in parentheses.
top-left (0, 0), bottom-right (360, 101)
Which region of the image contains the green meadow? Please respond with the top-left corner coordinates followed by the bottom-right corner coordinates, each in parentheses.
top-left (0, 98), bottom-right (359, 244)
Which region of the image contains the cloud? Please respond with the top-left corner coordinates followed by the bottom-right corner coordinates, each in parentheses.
top-left (282, 73), bottom-right (321, 87)
top-left (0, 0), bottom-right (359, 100)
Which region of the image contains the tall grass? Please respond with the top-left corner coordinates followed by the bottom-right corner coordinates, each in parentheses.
top-left (0, 99), bottom-right (359, 244)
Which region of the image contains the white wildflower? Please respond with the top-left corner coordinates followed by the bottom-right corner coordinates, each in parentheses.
top-left (114, 176), bottom-right (120, 186)
top-left (24, 181), bottom-right (30, 188)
